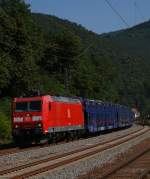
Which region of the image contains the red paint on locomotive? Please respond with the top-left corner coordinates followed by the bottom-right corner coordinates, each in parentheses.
top-left (12, 95), bottom-right (84, 143)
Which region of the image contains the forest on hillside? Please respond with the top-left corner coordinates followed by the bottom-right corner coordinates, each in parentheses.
top-left (0, 0), bottom-right (150, 141)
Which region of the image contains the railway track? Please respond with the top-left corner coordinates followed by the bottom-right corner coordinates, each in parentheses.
top-left (99, 139), bottom-right (150, 179)
top-left (0, 127), bottom-right (149, 179)
top-left (103, 144), bottom-right (150, 179)
top-left (0, 126), bottom-right (143, 157)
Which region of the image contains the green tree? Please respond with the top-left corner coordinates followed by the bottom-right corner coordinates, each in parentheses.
top-left (41, 31), bottom-right (82, 94)
top-left (0, 5), bottom-right (15, 93)
top-left (0, 97), bottom-right (11, 140)
top-left (0, 0), bottom-right (44, 96)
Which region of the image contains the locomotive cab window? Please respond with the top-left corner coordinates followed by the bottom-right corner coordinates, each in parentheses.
top-left (15, 101), bottom-right (41, 112)
top-left (29, 101), bottom-right (41, 112)
top-left (15, 102), bottom-right (28, 112)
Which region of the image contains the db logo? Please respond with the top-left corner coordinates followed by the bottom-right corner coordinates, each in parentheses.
top-left (25, 114), bottom-right (31, 121)
top-left (67, 109), bottom-right (71, 118)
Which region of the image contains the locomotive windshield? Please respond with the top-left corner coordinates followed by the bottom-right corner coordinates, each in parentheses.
top-left (15, 101), bottom-right (41, 112)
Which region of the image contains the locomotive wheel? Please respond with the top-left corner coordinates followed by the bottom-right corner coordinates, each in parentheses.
top-left (52, 133), bottom-right (58, 144)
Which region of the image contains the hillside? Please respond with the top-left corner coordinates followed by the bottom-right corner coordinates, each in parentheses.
top-left (32, 13), bottom-right (99, 46)
top-left (32, 13), bottom-right (150, 60)
top-left (32, 13), bottom-right (150, 110)
top-left (103, 20), bottom-right (150, 61)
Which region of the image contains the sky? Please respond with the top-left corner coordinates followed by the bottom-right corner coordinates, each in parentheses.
top-left (25, 0), bottom-right (150, 34)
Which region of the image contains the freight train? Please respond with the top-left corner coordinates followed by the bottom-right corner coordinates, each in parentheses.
top-left (12, 95), bottom-right (134, 145)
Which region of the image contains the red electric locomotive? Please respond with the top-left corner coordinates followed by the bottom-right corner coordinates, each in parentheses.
top-left (12, 95), bottom-right (84, 145)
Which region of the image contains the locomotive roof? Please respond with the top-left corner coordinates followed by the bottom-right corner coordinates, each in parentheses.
top-left (52, 96), bottom-right (81, 103)
top-left (14, 95), bottom-right (81, 104)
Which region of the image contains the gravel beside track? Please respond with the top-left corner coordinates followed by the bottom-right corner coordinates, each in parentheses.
top-left (0, 144), bottom-right (48, 157)
top-left (79, 138), bottom-right (150, 179)
top-left (29, 127), bottom-right (150, 179)
top-left (0, 125), bottom-right (141, 171)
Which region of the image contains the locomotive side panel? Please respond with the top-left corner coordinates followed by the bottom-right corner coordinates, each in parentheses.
top-left (47, 99), bottom-right (85, 133)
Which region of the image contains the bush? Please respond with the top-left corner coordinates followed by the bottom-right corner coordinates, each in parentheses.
top-left (0, 112), bottom-right (11, 139)
top-left (0, 98), bottom-right (11, 141)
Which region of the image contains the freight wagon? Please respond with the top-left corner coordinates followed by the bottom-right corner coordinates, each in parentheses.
top-left (12, 95), bottom-right (134, 145)
top-left (83, 99), bottom-right (133, 133)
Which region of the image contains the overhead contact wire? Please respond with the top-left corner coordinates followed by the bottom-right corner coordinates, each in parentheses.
top-left (105, 0), bottom-right (130, 28)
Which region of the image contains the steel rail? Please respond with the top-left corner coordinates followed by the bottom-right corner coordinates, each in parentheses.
top-left (102, 147), bottom-right (150, 179)
top-left (0, 126), bottom-right (143, 157)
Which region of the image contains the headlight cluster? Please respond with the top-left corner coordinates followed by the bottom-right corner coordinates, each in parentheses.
top-left (14, 117), bottom-right (23, 122)
top-left (32, 116), bottom-right (42, 121)
top-left (14, 116), bottom-right (42, 122)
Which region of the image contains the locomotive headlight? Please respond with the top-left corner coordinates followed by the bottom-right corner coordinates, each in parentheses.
top-left (14, 117), bottom-right (23, 122)
top-left (32, 116), bottom-right (42, 121)
top-left (37, 123), bottom-right (42, 127)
